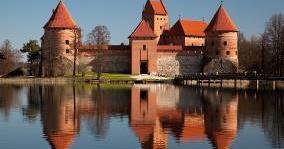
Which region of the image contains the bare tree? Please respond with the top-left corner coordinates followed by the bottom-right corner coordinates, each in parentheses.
top-left (265, 13), bottom-right (284, 75)
top-left (0, 40), bottom-right (22, 75)
top-left (238, 33), bottom-right (262, 72)
top-left (71, 28), bottom-right (82, 77)
top-left (87, 25), bottom-right (111, 80)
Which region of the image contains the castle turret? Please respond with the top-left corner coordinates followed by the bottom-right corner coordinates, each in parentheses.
top-left (142, 0), bottom-right (169, 42)
top-left (204, 4), bottom-right (239, 73)
top-left (41, 0), bottom-right (80, 77)
top-left (129, 19), bottom-right (158, 75)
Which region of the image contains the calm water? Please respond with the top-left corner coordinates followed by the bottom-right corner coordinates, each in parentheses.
top-left (0, 84), bottom-right (283, 149)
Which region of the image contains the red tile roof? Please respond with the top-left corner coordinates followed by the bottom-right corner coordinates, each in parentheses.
top-left (143, 0), bottom-right (167, 15)
top-left (205, 5), bottom-right (238, 32)
top-left (170, 19), bottom-right (208, 37)
top-left (44, 0), bottom-right (77, 29)
top-left (46, 132), bottom-right (76, 149)
top-left (129, 19), bottom-right (157, 38)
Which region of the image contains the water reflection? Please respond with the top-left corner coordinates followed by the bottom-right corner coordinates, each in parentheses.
top-left (0, 84), bottom-right (283, 149)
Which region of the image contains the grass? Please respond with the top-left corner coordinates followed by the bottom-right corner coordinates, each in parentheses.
top-left (67, 72), bottom-right (134, 81)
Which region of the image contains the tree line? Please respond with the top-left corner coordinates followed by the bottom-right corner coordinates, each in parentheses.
top-left (239, 13), bottom-right (284, 76)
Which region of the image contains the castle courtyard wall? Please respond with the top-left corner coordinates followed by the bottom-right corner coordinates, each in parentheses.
top-left (79, 49), bottom-right (131, 74)
top-left (156, 51), bottom-right (204, 76)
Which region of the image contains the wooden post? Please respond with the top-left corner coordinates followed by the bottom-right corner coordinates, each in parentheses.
top-left (208, 79), bottom-right (211, 87)
top-left (273, 81), bottom-right (276, 90)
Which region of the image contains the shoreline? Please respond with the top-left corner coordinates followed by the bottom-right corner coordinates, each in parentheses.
top-left (0, 77), bottom-right (283, 90)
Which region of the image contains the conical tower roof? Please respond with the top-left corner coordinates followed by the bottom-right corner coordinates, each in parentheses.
top-left (205, 5), bottom-right (238, 32)
top-left (44, 0), bottom-right (77, 29)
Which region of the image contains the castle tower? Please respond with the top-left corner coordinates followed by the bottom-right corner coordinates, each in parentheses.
top-left (129, 19), bottom-right (158, 75)
top-left (203, 89), bottom-right (238, 149)
top-left (142, 0), bottom-right (169, 42)
top-left (41, 0), bottom-right (80, 77)
top-left (204, 4), bottom-right (238, 73)
top-left (41, 86), bottom-right (80, 149)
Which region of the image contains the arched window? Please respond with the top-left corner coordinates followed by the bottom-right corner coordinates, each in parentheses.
top-left (224, 41), bottom-right (227, 46)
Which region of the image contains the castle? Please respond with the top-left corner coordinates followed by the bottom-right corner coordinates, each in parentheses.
top-left (41, 0), bottom-right (238, 77)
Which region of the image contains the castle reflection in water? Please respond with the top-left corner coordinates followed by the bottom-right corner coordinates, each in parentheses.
top-left (0, 84), bottom-right (283, 149)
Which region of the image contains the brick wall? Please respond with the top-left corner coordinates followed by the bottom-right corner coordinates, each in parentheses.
top-left (79, 49), bottom-right (131, 74)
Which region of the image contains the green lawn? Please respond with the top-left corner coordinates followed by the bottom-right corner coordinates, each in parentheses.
top-left (67, 72), bottom-right (134, 81)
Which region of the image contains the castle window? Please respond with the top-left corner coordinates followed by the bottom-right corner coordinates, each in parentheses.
top-left (216, 51), bottom-right (220, 55)
top-left (143, 45), bottom-right (147, 51)
top-left (65, 40), bottom-right (70, 45)
top-left (224, 41), bottom-right (227, 46)
top-left (211, 42), bottom-right (215, 47)
top-left (66, 49), bottom-right (70, 54)
top-left (160, 26), bottom-right (162, 30)
top-left (226, 51), bottom-right (230, 55)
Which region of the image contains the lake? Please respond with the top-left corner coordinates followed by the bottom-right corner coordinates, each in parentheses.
top-left (0, 84), bottom-right (283, 149)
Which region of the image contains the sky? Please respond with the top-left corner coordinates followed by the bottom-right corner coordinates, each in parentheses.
top-left (0, 0), bottom-right (284, 50)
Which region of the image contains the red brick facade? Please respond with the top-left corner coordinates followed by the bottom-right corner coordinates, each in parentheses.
top-left (41, 0), bottom-right (238, 76)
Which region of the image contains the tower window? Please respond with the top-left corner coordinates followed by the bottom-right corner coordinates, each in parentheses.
top-left (143, 45), bottom-right (147, 51)
top-left (211, 42), bottom-right (215, 47)
top-left (65, 40), bottom-right (70, 45)
top-left (226, 51), bottom-right (230, 55)
top-left (66, 49), bottom-right (70, 54)
top-left (160, 26), bottom-right (162, 30)
top-left (224, 41), bottom-right (227, 46)
top-left (216, 51), bottom-right (220, 55)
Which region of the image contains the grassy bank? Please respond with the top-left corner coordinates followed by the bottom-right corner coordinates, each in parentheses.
top-left (0, 73), bottom-right (172, 85)
top-left (67, 72), bottom-right (134, 81)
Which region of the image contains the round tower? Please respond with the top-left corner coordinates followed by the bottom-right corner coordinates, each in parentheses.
top-left (204, 4), bottom-right (238, 73)
top-left (41, 0), bottom-right (80, 77)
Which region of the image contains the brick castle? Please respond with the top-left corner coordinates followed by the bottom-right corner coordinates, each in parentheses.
top-left (41, 0), bottom-right (238, 77)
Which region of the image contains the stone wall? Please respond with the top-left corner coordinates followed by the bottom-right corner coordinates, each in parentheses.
top-left (79, 50), bottom-right (131, 74)
top-left (157, 52), bottom-right (204, 76)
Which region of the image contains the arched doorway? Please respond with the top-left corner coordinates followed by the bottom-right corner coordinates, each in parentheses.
top-left (140, 61), bottom-right (148, 74)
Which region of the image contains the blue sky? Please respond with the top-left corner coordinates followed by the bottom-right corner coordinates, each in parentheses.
top-left (0, 0), bottom-right (284, 50)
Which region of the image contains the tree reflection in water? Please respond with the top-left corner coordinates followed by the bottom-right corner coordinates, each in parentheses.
top-left (0, 84), bottom-right (283, 149)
